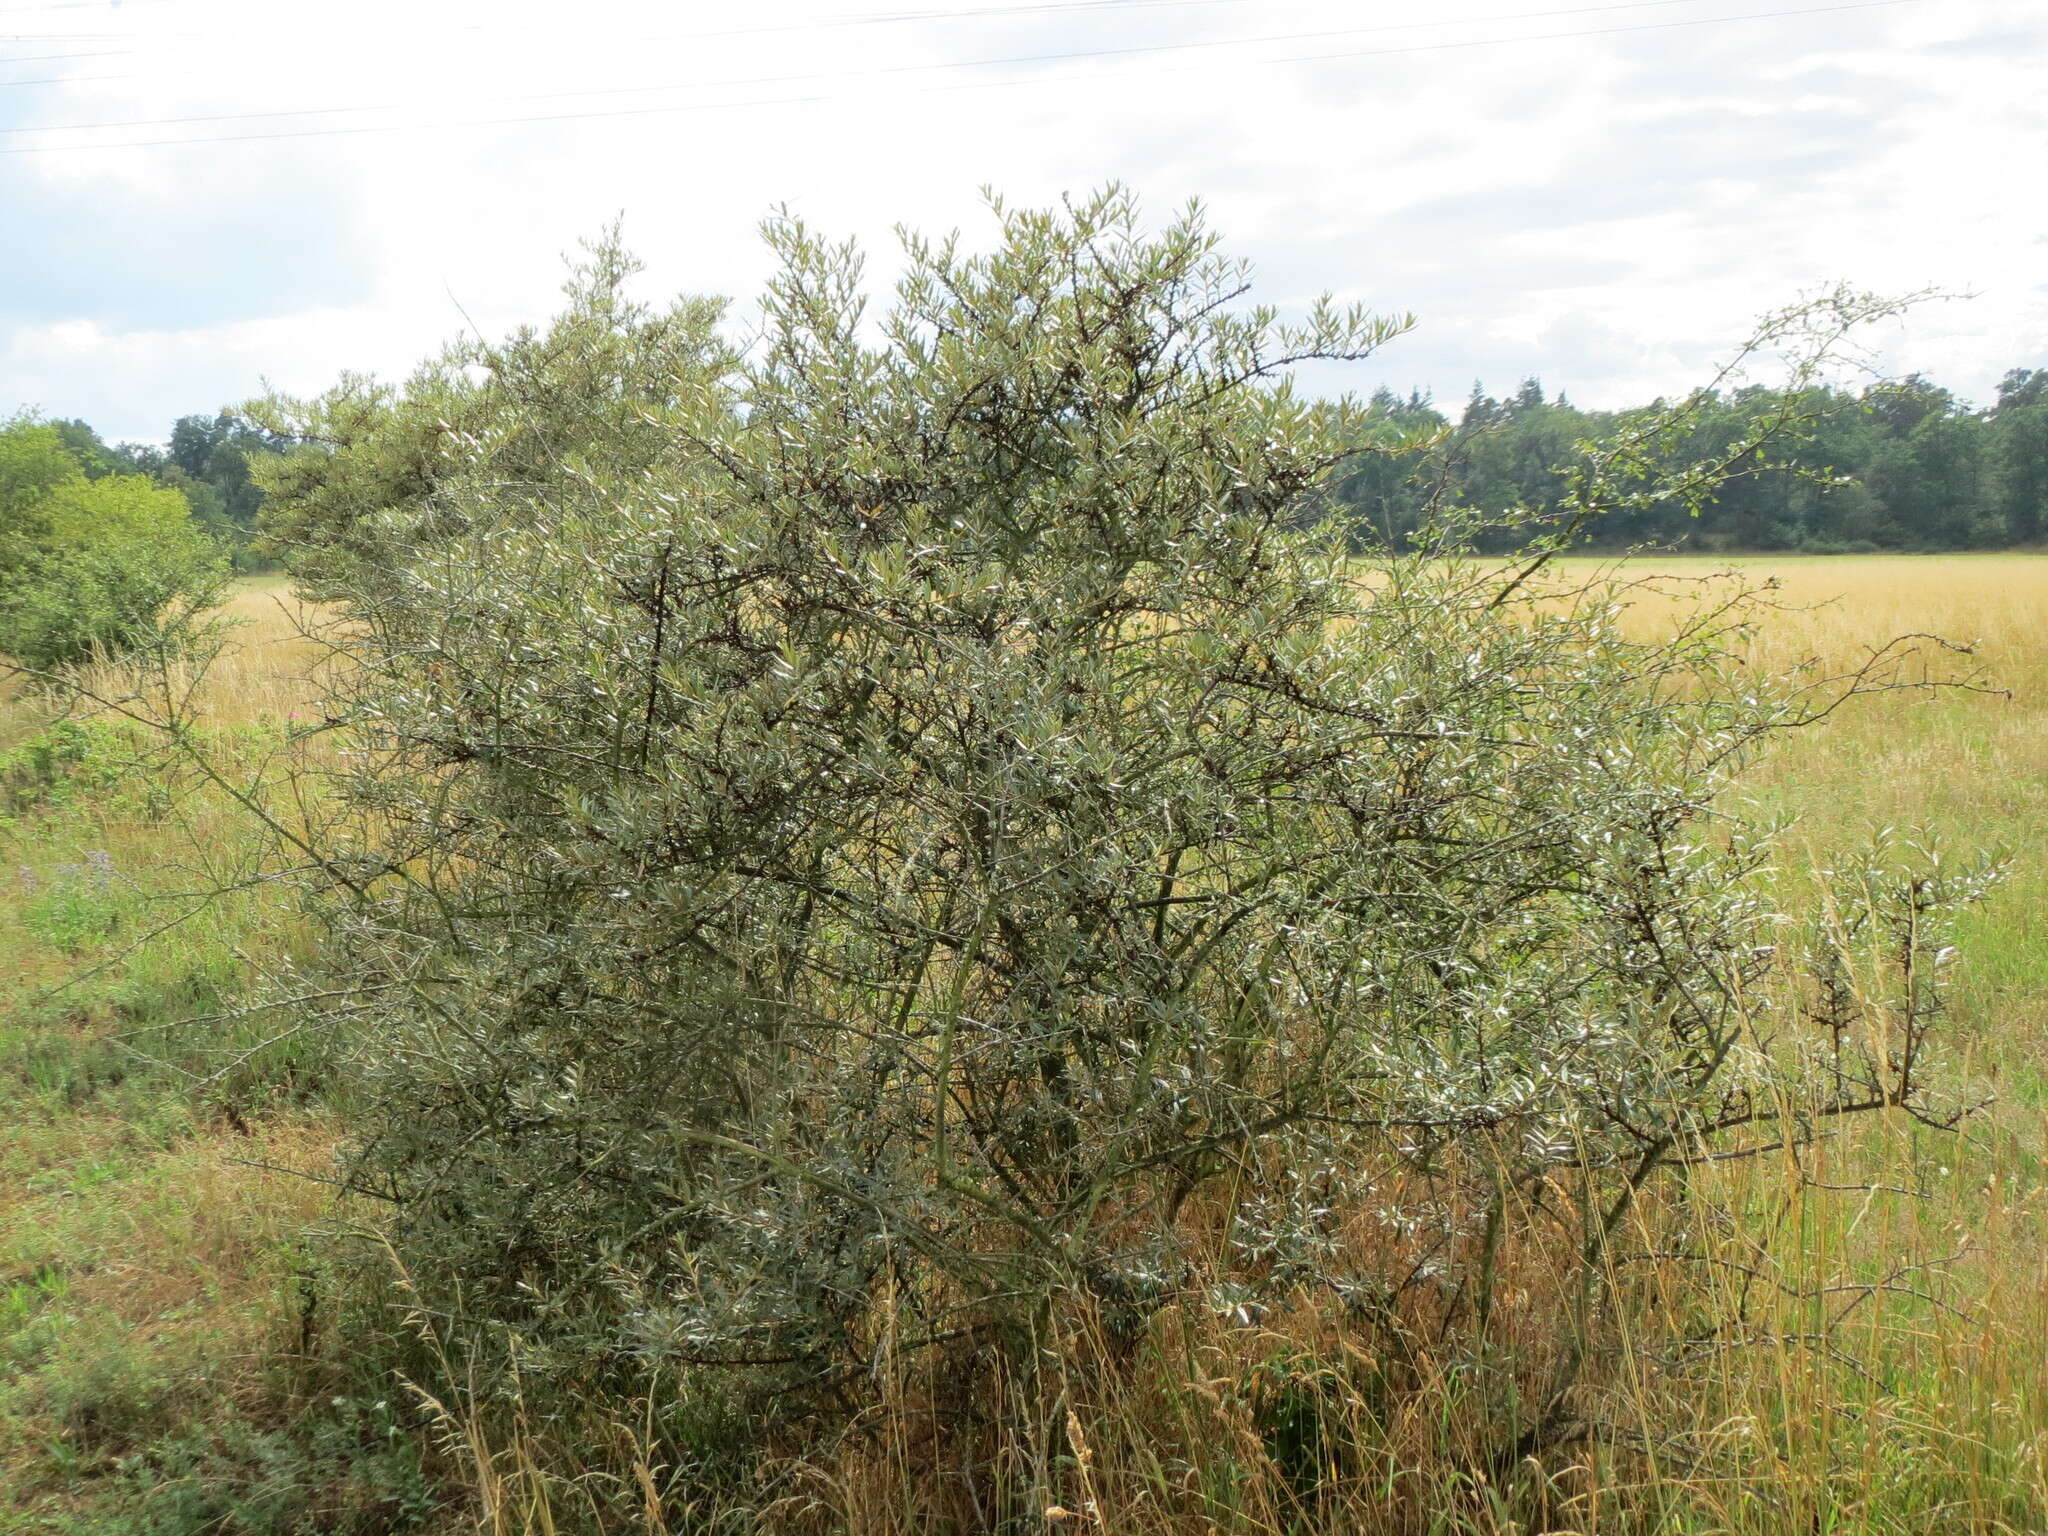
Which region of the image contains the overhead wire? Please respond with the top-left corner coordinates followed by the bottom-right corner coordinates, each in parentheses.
top-left (0, 0), bottom-right (1285, 56)
top-left (0, 0), bottom-right (1929, 158)
top-left (0, 0), bottom-right (174, 15)
top-left (0, 47), bottom-right (125, 61)
top-left (0, 0), bottom-right (1767, 132)
top-left (0, 0), bottom-right (1288, 90)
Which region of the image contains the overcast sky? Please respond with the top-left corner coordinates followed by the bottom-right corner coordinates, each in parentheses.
top-left (3, 0), bottom-right (2043, 441)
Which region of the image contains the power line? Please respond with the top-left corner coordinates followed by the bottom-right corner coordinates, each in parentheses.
top-left (0, 46), bottom-right (123, 61)
top-left (0, 0), bottom-right (1328, 88)
top-left (0, 0), bottom-right (1272, 56)
top-left (0, 0), bottom-right (173, 15)
top-left (0, 0), bottom-right (1315, 48)
top-left (0, 0), bottom-right (1927, 158)
top-left (0, 66), bottom-right (136, 85)
top-left (0, 0), bottom-right (1755, 133)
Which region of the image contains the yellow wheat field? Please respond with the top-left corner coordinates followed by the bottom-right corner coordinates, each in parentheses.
top-left (1549, 554), bottom-right (2048, 829)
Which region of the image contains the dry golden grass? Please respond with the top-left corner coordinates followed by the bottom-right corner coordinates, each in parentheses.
top-left (1574, 553), bottom-right (2048, 1070)
top-left (0, 574), bottom-right (332, 740)
top-left (1598, 552), bottom-right (2048, 663)
top-left (114, 573), bottom-right (330, 725)
top-left (1552, 554), bottom-right (2047, 804)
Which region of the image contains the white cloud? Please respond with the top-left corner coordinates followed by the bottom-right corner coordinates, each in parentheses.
top-left (1, 306), bottom-right (431, 431)
top-left (2, 0), bottom-right (2042, 437)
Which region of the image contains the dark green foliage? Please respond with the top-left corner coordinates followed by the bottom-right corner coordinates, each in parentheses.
top-left (50, 420), bottom-right (120, 481)
top-left (1990, 368), bottom-right (2048, 545)
top-left (15, 413), bottom-right (287, 572)
top-left (0, 717), bottom-right (139, 816)
top-left (1333, 366), bottom-right (2048, 553)
top-left (0, 416), bottom-right (228, 671)
top-left (0, 417), bottom-right (79, 568)
top-left (112, 412), bottom-right (289, 570)
top-left (109, 1402), bottom-right (438, 1536)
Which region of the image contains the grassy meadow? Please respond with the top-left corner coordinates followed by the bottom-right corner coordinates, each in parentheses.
top-left (0, 556), bottom-right (2043, 1533)
top-left (0, 579), bottom-right (422, 1535)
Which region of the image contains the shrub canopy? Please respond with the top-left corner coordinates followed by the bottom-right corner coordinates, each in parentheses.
top-left (256, 196), bottom-right (1977, 1472)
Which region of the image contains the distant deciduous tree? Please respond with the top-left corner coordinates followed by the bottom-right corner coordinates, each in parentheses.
top-left (0, 414), bottom-right (225, 670)
top-left (1992, 368), bottom-right (2048, 545)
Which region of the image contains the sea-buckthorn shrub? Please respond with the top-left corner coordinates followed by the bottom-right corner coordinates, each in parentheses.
top-left (259, 193), bottom-right (1978, 1498)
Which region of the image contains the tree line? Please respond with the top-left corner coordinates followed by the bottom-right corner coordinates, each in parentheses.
top-left (1339, 367), bottom-right (2048, 552)
top-left (27, 410), bottom-right (286, 569)
top-left (2, 408), bottom-right (302, 666)
top-left (23, 362), bottom-right (2048, 595)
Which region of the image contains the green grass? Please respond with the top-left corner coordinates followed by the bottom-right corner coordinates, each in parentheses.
top-left (0, 670), bottom-right (436, 1535)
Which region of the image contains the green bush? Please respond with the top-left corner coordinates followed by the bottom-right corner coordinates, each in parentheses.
top-left (0, 417), bottom-right (226, 671)
top-left (115, 1404), bottom-right (437, 1536)
top-left (0, 717), bottom-right (137, 817)
top-left (256, 193), bottom-right (1984, 1508)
